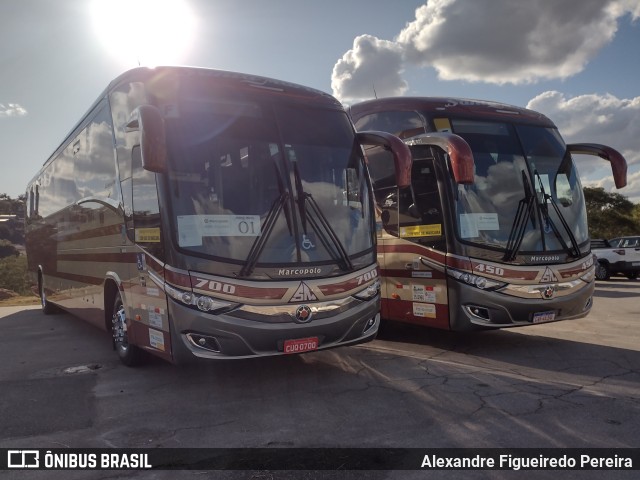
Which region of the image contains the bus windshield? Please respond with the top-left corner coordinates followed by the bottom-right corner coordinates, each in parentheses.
top-left (166, 94), bottom-right (373, 272)
top-left (450, 119), bottom-right (588, 257)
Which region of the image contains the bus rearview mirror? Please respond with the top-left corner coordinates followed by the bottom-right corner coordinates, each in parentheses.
top-left (406, 133), bottom-right (475, 185)
top-left (356, 130), bottom-right (412, 188)
top-left (567, 143), bottom-right (627, 189)
top-left (129, 105), bottom-right (168, 174)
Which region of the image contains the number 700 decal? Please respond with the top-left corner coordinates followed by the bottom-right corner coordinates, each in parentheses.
top-left (356, 269), bottom-right (378, 285)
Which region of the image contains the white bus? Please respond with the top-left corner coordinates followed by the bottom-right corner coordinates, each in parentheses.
top-left (25, 67), bottom-right (411, 365)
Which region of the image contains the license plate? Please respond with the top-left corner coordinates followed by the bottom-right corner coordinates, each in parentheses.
top-left (533, 311), bottom-right (556, 324)
top-left (283, 337), bottom-right (318, 354)
top-left (632, 262), bottom-right (640, 266)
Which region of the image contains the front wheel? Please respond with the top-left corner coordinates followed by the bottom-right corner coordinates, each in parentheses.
top-left (595, 262), bottom-right (610, 281)
top-left (625, 271), bottom-right (639, 280)
top-left (111, 293), bottom-right (143, 366)
top-left (39, 275), bottom-right (59, 315)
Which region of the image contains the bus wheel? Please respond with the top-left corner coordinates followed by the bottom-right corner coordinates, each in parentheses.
top-left (595, 262), bottom-right (610, 281)
top-left (39, 275), bottom-right (58, 315)
top-left (111, 293), bottom-right (143, 366)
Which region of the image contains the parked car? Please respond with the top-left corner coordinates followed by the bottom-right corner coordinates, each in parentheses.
top-left (591, 236), bottom-right (640, 280)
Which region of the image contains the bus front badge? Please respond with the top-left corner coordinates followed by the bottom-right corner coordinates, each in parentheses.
top-left (542, 285), bottom-right (557, 300)
top-left (294, 305), bottom-right (313, 323)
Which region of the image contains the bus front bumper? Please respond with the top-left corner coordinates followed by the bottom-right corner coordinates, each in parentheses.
top-left (167, 296), bottom-right (380, 362)
top-left (448, 279), bottom-right (595, 331)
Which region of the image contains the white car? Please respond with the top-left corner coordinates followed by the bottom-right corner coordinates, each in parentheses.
top-left (592, 236), bottom-right (640, 280)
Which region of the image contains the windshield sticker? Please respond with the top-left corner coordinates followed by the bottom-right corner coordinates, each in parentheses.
top-left (400, 224), bottom-right (442, 237)
top-left (177, 215), bottom-right (262, 246)
top-left (460, 213), bottom-right (499, 238)
top-left (460, 214), bottom-right (479, 238)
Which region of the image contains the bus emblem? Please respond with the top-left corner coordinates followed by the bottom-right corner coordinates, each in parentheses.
top-left (541, 285), bottom-right (556, 300)
top-left (290, 282), bottom-right (318, 302)
top-left (294, 305), bottom-right (313, 323)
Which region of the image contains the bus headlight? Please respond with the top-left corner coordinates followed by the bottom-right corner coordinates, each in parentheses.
top-left (353, 280), bottom-right (381, 300)
top-left (580, 268), bottom-right (595, 283)
top-left (447, 268), bottom-right (506, 291)
top-left (165, 283), bottom-right (236, 313)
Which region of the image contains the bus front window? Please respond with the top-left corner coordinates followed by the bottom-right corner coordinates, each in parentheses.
top-left (166, 94), bottom-right (374, 274)
top-left (450, 119), bottom-right (589, 259)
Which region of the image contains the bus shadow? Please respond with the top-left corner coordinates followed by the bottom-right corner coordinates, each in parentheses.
top-left (374, 320), bottom-right (640, 377)
top-left (7, 308), bottom-right (636, 451)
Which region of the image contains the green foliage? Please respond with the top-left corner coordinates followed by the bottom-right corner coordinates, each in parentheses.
top-left (0, 194), bottom-right (26, 244)
top-left (0, 239), bottom-right (19, 259)
top-left (0, 193), bottom-right (25, 215)
top-left (584, 187), bottom-right (640, 239)
top-left (0, 255), bottom-right (31, 296)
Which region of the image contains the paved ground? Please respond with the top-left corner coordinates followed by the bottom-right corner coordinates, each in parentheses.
top-left (1, 278), bottom-right (639, 479)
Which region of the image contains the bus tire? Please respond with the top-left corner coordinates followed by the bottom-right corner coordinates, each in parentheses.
top-left (595, 261), bottom-right (610, 281)
top-left (111, 293), bottom-right (143, 367)
top-left (39, 273), bottom-right (59, 315)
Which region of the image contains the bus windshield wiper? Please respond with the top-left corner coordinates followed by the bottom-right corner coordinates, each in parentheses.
top-left (302, 192), bottom-right (354, 271)
top-left (291, 160), bottom-right (354, 271)
top-left (503, 170), bottom-right (536, 262)
top-left (239, 191), bottom-right (289, 277)
top-left (534, 170), bottom-right (580, 258)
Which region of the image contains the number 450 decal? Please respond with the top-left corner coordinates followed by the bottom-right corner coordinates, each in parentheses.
top-left (475, 264), bottom-right (505, 276)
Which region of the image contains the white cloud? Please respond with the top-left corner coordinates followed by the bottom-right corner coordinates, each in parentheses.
top-left (527, 91), bottom-right (640, 202)
top-left (331, 0), bottom-right (639, 102)
top-left (398, 0), bottom-right (631, 84)
top-left (0, 103), bottom-right (27, 117)
top-left (331, 35), bottom-right (407, 104)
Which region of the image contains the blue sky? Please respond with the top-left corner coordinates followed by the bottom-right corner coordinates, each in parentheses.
top-left (1, 0), bottom-right (639, 201)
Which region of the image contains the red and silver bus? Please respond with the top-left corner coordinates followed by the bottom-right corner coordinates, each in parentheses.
top-left (25, 66), bottom-right (411, 364)
top-left (349, 97), bottom-right (627, 331)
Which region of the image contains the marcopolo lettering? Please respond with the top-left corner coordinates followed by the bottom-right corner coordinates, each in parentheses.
top-left (528, 255), bottom-right (561, 263)
top-left (278, 267), bottom-right (322, 276)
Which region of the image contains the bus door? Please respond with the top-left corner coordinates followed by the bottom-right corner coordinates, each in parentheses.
top-left (372, 146), bottom-right (450, 329)
top-left (122, 145), bottom-right (172, 362)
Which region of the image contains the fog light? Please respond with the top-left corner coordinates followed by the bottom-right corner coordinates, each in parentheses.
top-left (187, 333), bottom-right (221, 352)
top-left (363, 313), bottom-right (380, 334)
top-left (465, 305), bottom-right (491, 321)
top-left (584, 296), bottom-right (593, 311)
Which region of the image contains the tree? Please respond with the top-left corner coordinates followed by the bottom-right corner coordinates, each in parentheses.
top-left (0, 193), bottom-right (25, 215)
top-left (583, 187), bottom-right (640, 239)
top-left (0, 194), bottom-right (25, 244)
top-left (0, 239), bottom-right (19, 259)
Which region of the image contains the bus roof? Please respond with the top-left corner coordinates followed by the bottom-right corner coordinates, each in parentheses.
top-left (349, 96), bottom-right (556, 127)
top-left (29, 66), bottom-right (342, 185)
top-left (105, 66), bottom-right (341, 107)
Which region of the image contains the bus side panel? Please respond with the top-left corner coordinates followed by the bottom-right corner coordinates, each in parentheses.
top-left (26, 101), bottom-right (128, 329)
top-left (124, 250), bottom-right (173, 363)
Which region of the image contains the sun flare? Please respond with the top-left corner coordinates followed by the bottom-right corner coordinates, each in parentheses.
top-left (90, 0), bottom-right (196, 67)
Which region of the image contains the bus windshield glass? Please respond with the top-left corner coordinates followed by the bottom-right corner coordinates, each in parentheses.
top-left (449, 119), bottom-right (588, 256)
top-left (166, 91), bottom-right (373, 271)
